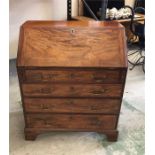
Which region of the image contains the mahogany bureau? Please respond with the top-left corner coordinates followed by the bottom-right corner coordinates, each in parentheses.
top-left (16, 21), bottom-right (127, 141)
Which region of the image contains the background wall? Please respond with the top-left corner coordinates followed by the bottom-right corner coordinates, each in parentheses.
top-left (125, 0), bottom-right (135, 8)
top-left (9, 0), bottom-right (135, 59)
top-left (9, 0), bottom-right (78, 59)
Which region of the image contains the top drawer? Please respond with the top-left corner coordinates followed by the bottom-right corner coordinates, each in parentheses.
top-left (24, 69), bottom-right (123, 84)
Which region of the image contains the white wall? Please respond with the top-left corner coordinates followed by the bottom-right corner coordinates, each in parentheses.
top-left (125, 0), bottom-right (135, 8)
top-left (9, 0), bottom-right (78, 59)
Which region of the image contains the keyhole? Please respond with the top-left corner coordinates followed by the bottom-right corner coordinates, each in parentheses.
top-left (70, 29), bottom-right (75, 34)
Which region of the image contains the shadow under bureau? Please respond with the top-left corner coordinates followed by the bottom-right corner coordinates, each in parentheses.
top-left (17, 21), bottom-right (127, 141)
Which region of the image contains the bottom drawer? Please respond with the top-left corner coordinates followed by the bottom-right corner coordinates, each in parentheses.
top-left (26, 114), bottom-right (118, 130)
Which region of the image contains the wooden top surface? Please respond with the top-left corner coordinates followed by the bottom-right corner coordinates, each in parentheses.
top-left (17, 21), bottom-right (127, 68)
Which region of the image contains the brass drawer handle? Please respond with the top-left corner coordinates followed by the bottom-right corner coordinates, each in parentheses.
top-left (44, 121), bottom-right (51, 126)
top-left (40, 88), bottom-right (51, 94)
top-left (91, 89), bottom-right (106, 95)
top-left (36, 119), bottom-right (51, 126)
top-left (69, 73), bottom-right (76, 79)
top-left (68, 100), bottom-right (74, 104)
top-left (30, 88), bottom-right (52, 94)
top-left (91, 119), bottom-right (102, 126)
top-left (68, 73), bottom-right (81, 79)
top-left (31, 73), bottom-right (58, 80)
top-left (64, 100), bottom-right (74, 105)
top-left (96, 120), bottom-right (102, 126)
top-left (37, 118), bottom-right (51, 125)
top-left (45, 74), bottom-right (58, 79)
top-left (31, 73), bottom-right (42, 80)
top-left (92, 75), bottom-right (107, 82)
top-left (42, 105), bottom-right (49, 110)
top-left (90, 106), bottom-right (98, 111)
top-left (36, 118), bottom-right (44, 122)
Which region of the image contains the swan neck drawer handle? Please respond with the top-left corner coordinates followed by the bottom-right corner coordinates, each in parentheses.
top-left (93, 75), bottom-right (107, 82)
top-left (91, 89), bottom-right (106, 95)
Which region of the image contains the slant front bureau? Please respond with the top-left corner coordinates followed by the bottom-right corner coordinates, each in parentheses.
top-left (17, 21), bottom-right (127, 141)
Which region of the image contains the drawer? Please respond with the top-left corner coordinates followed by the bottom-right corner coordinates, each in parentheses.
top-left (24, 98), bottom-right (121, 114)
top-left (22, 84), bottom-right (123, 98)
top-left (24, 69), bottom-right (122, 83)
top-left (26, 114), bottom-right (118, 130)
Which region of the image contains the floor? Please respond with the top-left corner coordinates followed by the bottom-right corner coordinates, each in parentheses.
top-left (9, 59), bottom-right (145, 155)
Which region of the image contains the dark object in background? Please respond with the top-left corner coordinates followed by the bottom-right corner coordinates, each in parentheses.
top-left (67, 0), bottom-right (72, 20)
top-left (100, 0), bottom-right (108, 20)
top-left (127, 6), bottom-right (145, 72)
top-left (129, 7), bottom-right (145, 47)
top-left (82, 0), bottom-right (99, 20)
top-left (135, 0), bottom-right (145, 9)
top-left (107, 0), bottom-right (124, 9)
top-left (83, 0), bottom-right (101, 18)
top-left (83, 0), bottom-right (124, 18)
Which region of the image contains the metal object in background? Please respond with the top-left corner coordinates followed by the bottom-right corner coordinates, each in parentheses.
top-left (100, 0), bottom-right (108, 20)
top-left (67, 0), bottom-right (72, 20)
top-left (67, 0), bottom-right (108, 21)
top-left (127, 6), bottom-right (145, 73)
top-left (134, 0), bottom-right (145, 9)
top-left (82, 0), bottom-right (99, 21)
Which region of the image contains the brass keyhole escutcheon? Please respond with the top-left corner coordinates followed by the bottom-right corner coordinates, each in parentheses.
top-left (42, 104), bottom-right (48, 110)
top-left (70, 28), bottom-right (75, 34)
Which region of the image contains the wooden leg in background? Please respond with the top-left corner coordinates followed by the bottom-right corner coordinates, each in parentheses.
top-left (106, 130), bottom-right (118, 142)
top-left (100, 130), bottom-right (118, 142)
top-left (25, 131), bottom-right (38, 141)
top-left (24, 129), bottom-right (119, 141)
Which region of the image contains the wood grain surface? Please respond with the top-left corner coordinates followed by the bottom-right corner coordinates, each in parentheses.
top-left (26, 114), bottom-right (118, 130)
top-left (17, 21), bottom-right (127, 141)
top-left (22, 83), bottom-right (123, 98)
top-left (17, 21), bottom-right (127, 68)
top-left (24, 69), bottom-right (122, 83)
top-left (24, 98), bottom-right (121, 114)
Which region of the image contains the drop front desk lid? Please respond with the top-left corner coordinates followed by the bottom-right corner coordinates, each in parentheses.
top-left (17, 21), bottom-right (127, 68)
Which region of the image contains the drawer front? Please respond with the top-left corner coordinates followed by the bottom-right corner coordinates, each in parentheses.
top-left (26, 114), bottom-right (118, 130)
top-left (24, 69), bottom-right (122, 83)
top-left (22, 84), bottom-right (122, 98)
top-left (24, 98), bottom-right (121, 114)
